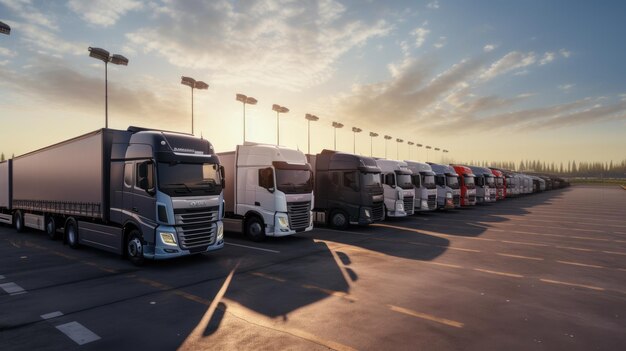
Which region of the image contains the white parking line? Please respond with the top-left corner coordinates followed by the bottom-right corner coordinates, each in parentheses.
top-left (41, 311), bottom-right (64, 320)
top-left (0, 282), bottom-right (26, 295)
top-left (226, 242), bottom-right (280, 253)
top-left (56, 321), bottom-right (101, 345)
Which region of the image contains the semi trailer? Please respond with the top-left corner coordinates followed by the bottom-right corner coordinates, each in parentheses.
top-left (376, 159), bottom-right (416, 218)
top-left (0, 127), bottom-right (225, 264)
top-left (405, 161), bottom-right (437, 212)
top-left (467, 166), bottom-right (496, 203)
top-left (308, 150), bottom-right (384, 229)
top-left (452, 165), bottom-right (477, 206)
top-left (428, 163), bottom-right (460, 209)
top-left (219, 143), bottom-right (313, 241)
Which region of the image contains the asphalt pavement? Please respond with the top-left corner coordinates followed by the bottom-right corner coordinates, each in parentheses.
top-left (1, 185), bottom-right (625, 350)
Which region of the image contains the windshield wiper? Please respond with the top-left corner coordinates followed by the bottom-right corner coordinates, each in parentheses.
top-left (162, 183), bottom-right (191, 193)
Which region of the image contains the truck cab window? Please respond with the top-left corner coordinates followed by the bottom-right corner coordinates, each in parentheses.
top-left (384, 173), bottom-right (396, 187)
top-left (343, 171), bottom-right (359, 191)
top-left (435, 175), bottom-right (445, 187)
top-left (124, 163), bottom-right (133, 187)
top-left (136, 161), bottom-right (154, 191)
top-left (258, 167), bottom-right (275, 191)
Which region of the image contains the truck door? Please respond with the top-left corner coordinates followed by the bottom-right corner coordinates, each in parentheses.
top-left (132, 160), bottom-right (158, 244)
top-left (122, 162), bottom-right (134, 221)
top-left (257, 167), bottom-right (277, 219)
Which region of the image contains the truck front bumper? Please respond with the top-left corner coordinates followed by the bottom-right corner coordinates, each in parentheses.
top-left (146, 222), bottom-right (225, 260)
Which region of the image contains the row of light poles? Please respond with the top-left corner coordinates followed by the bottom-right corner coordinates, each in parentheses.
top-left (0, 21), bottom-right (10, 35)
top-left (84, 43), bottom-right (449, 161)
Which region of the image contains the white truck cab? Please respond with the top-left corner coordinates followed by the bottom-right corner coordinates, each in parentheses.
top-left (375, 159), bottom-right (416, 218)
top-left (219, 143), bottom-right (314, 241)
top-left (428, 163), bottom-right (461, 209)
top-left (405, 161), bottom-right (437, 211)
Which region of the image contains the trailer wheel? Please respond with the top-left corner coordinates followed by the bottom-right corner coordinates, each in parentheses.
top-left (14, 211), bottom-right (25, 233)
top-left (245, 216), bottom-right (266, 242)
top-left (330, 210), bottom-right (349, 230)
top-left (126, 230), bottom-right (145, 266)
top-left (45, 216), bottom-right (58, 240)
top-left (66, 219), bottom-right (79, 249)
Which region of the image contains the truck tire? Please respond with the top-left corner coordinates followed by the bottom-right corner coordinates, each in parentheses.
top-left (66, 218), bottom-right (80, 249)
top-left (126, 230), bottom-right (145, 266)
top-left (245, 216), bottom-right (266, 242)
top-left (14, 211), bottom-right (25, 233)
top-left (330, 210), bottom-right (349, 230)
top-left (45, 216), bottom-right (58, 240)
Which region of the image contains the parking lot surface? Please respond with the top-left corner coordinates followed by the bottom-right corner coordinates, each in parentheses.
top-left (1, 185), bottom-right (625, 350)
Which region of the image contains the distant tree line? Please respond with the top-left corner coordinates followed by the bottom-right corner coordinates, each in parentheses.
top-left (461, 159), bottom-right (626, 178)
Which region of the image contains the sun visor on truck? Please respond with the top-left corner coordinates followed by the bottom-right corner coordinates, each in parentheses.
top-left (272, 161), bottom-right (311, 171)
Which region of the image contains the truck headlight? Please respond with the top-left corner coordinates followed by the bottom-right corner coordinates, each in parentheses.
top-left (364, 208), bottom-right (371, 218)
top-left (216, 223), bottom-right (224, 242)
top-left (160, 232), bottom-right (177, 246)
top-left (277, 216), bottom-right (289, 228)
top-left (446, 192), bottom-right (452, 199)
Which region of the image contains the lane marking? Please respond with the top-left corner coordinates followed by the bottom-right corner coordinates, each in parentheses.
top-left (55, 321), bottom-right (101, 345)
top-left (388, 304), bottom-right (464, 328)
top-left (251, 272), bottom-right (287, 283)
top-left (225, 242), bottom-right (280, 253)
top-left (501, 240), bottom-right (550, 247)
top-left (496, 253), bottom-right (543, 261)
top-left (557, 261), bottom-right (605, 269)
top-left (556, 246), bottom-right (594, 252)
top-left (539, 279), bottom-right (605, 291)
top-left (0, 282), bottom-right (27, 295)
top-left (423, 261), bottom-right (463, 269)
top-left (408, 241), bottom-right (481, 253)
top-left (41, 311), bottom-right (64, 320)
top-left (604, 251), bottom-right (626, 256)
top-left (474, 268), bottom-right (524, 278)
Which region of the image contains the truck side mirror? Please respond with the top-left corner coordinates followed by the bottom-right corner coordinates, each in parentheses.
top-left (137, 160), bottom-right (156, 196)
top-left (219, 165), bottom-right (225, 189)
top-left (258, 167), bottom-right (275, 193)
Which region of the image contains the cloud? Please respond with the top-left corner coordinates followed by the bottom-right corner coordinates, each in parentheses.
top-left (483, 44), bottom-right (496, 52)
top-left (427, 1), bottom-right (440, 9)
top-left (68, 0), bottom-right (143, 27)
top-left (434, 36), bottom-right (446, 49)
top-left (0, 0), bottom-right (58, 30)
top-left (559, 49), bottom-right (571, 58)
top-left (540, 52), bottom-right (555, 65)
top-left (559, 84), bottom-right (574, 91)
top-left (15, 22), bottom-right (86, 56)
top-left (411, 25), bottom-right (430, 48)
top-left (480, 51), bottom-right (536, 80)
top-left (0, 47), bottom-right (17, 58)
top-left (125, 0), bottom-right (391, 91)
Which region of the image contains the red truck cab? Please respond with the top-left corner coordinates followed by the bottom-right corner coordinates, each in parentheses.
top-left (490, 169), bottom-right (506, 200)
top-left (451, 165), bottom-right (477, 206)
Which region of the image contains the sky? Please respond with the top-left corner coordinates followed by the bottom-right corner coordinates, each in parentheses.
top-left (1, 0), bottom-right (625, 165)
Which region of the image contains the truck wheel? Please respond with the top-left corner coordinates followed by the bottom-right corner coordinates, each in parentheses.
top-left (330, 210), bottom-right (349, 230)
top-left (126, 230), bottom-right (145, 266)
top-left (14, 211), bottom-right (25, 233)
top-left (245, 216), bottom-right (266, 242)
top-left (66, 219), bottom-right (79, 249)
top-left (45, 216), bottom-right (58, 240)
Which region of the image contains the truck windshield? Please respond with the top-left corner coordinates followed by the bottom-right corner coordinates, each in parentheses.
top-left (475, 176), bottom-right (485, 187)
top-left (446, 176), bottom-right (459, 189)
top-left (506, 177), bottom-right (515, 188)
top-left (421, 174), bottom-right (436, 189)
top-left (158, 162), bottom-right (222, 196)
top-left (486, 176), bottom-right (496, 188)
top-left (276, 169), bottom-right (313, 194)
top-left (495, 177), bottom-right (504, 187)
top-left (411, 174), bottom-right (421, 188)
top-left (361, 172), bottom-right (381, 188)
top-left (396, 173), bottom-right (414, 190)
top-left (464, 176), bottom-right (476, 189)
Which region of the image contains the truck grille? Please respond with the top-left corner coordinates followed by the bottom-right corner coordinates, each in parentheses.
top-left (468, 195), bottom-right (476, 204)
top-left (490, 193), bottom-right (497, 201)
top-left (287, 201), bottom-right (311, 231)
top-left (174, 206), bottom-right (219, 249)
top-left (403, 196), bottom-right (415, 215)
top-left (427, 195), bottom-right (437, 209)
top-left (372, 201), bottom-right (384, 221)
top-left (453, 195), bottom-right (460, 207)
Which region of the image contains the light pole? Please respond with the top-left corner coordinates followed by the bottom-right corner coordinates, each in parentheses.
top-left (369, 132), bottom-right (379, 157)
top-left (434, 147), bottom-right (441, 162)
top-left (305, 114), bottom-right (319, 154)
top-left (181, 76), bottom-right (208, 135)
top-left (407, 141), bottom-right (415, 160)
top-left (332, 122), bottom-right (344, 151)
top-left (0, 21), bottom-right (10, 35)
top-left (425, 146), bottom-right (432, 162)
top-left (351, 127), bottom-right (362, 154)
top-left (443, 149), bottom-right (449, 163)
top-left (272, 104), bottom-right (289, 145)
top-left (384, 135), bottom-right (392, 158)
top-left (88, 47), bottom-right (128, 128)
top-left (416, 144), bottom-right (423, 160)
top-left (396, 138), bottom-right (404, 160)
top-left (236, 94), bottom-right (258, 143)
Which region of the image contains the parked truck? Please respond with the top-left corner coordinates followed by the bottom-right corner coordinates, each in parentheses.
top-left (428, 163), bottom-right (460, 209)
top-left (467, 166), bottom-right (496, 203)
top-left (218, 143), bottom-right (314, 241)
top-left (376, 159), bottom-right (416, 218)
top-left (405, 161), bottom-right (437, 212)
top-left (490, 169), bottom-right (506, 200)
top-left (0, 127), bottom-right (225, 264)
top-left (451, 165), bottom-right (477, 206)
top-left (308, 150), bottom-right (384, 229)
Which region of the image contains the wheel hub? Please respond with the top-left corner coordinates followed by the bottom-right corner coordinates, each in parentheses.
top-left (128, 238), bottom-right (142, 257)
